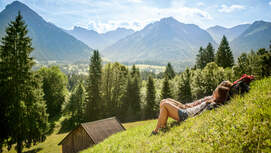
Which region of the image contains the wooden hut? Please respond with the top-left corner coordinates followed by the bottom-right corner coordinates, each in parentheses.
top-left (58, 117), bottom-right (125, 153)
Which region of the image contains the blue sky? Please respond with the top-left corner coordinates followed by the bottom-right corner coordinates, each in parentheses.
top-left (1, 0), bottom-right (271, 33)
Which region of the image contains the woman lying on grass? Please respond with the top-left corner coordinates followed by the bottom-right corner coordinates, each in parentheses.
top-left (152, 81), bottom-right (233, 135)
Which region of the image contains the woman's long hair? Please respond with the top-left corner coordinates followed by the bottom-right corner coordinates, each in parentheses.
top-left (213, 81), bottom-right (233, 104)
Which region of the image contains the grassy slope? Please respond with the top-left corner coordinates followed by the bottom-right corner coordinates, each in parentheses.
top-left (82, 77), bottom-right (271, 153)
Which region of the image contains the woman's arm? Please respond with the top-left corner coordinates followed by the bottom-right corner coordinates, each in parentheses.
top-left (184, 96), bottom-right (214, 108)
top-left (166, 98), bottom-right (187, 109)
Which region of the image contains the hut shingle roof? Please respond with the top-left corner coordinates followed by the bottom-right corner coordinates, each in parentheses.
top-left (58, 117), bottom-right (125, 145)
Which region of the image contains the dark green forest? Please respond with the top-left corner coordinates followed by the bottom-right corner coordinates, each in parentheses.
top-left (1, 13), bottom-right (271, 153)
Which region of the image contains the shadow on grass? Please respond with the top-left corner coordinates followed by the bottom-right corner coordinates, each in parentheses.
top-left (160, 121), bottom-right (182, 133)
top-left (58, 117), bottom-right (77, 134)
top-left (47, 114), bottom-right (62, 135)
top-left (23, 147), bottom-right (42, 153)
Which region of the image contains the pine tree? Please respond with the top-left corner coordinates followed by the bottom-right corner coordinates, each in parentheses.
top-left (111, 63), bottom-right (128, 118)
top-left (101, 63), bottom-right (113, 117)
top-left (256, 48), bottom-right (271, 77)
top-left (161, 76), bottom-right (172, 99)
top-left (68, 81), bottom-right (86, 125)
top-left (195, 46), bottom-right (205, 69)
top-left (131, 76), bottom-right (141, 120)
top-left (145, 76), bottom-right (157, 119)
top-left (164, 62), bottom-right (175, 79)
top-left (205, 42), bottom-right (215, 64)
top-left (177, 68), bottom-right (192, 104)
top-left (86, 50), bottom-right (102, 121)
top-left (121, 74), bottom-right (133, 121)
top-left (0, 12), bottom-right (48, 153)
top-left (121, 72), bottom-right (141, 122)
top-left (131, 64), bottom-right (140, 78)
top-left (215, 35), bottom-right (234, 68)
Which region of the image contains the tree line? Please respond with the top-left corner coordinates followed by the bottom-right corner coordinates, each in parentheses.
top-left (1, 13), bottom-right (271, 153)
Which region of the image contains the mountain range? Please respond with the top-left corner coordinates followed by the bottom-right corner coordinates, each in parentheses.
top-left (0, 1), bottom-right (92, 63)
top-left (67, 27), bottom-right (134, 50)
top-left (0, 1), bottom-right (271, 64)
top-left (207, 24), bottom-right (250, 43)
top-left (101, 17), bottom-right (216, 63)
top-left (231, 21), bottom-right (271, 56)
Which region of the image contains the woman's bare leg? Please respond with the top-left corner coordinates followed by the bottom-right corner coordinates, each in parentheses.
top-left (159, 99), bottom-right (182, 125)
top-left (159, 99), bottom-right (169, 125)
top-left (154, 102), bottom-right (180, 132)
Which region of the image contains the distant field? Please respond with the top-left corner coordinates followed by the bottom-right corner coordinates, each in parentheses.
top-left (128, 64), bottom-right (166, 74)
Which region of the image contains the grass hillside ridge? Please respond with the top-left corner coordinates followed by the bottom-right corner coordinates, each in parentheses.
top-left (82, 77), bottom-right (271, 153)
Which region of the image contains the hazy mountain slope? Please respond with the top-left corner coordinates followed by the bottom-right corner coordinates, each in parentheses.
top-left (66, 27), bottom-right (106, 50)
top-left (101, 28), bottom-right (134, 47)
top-left (0, 1), bottom-right (92, 62)
top-left (67, 27), bottom-right (134, 50)
top-left (102, 17), bottom-right (216, 63)
top-left (231, 21), bottom-right (271, 56)
top-left (207, 24), bottom-right (250, 43)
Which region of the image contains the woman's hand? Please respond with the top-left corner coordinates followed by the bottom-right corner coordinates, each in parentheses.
top-left (206, 99), bottom-right (215, 104)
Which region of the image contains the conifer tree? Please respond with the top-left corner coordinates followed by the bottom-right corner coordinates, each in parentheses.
top-left (86, 50), bottom-right (102, 121)
top-left (68, 81), bottom-right (86, 125)
top-left (164, 62), bottom-right (175, 79)
top-left (256, 48), bottom-right (271, 77)
top-left (131, 76), bottom-right (141, 120)
top-left (161, 76), bottom-right (172, 99)
top-left (122, 71), bottom-right (141, 122)
top-left (0, 12), bottom-right (48, 153)
top-left (215, 35), bottom-right (234, 68)
top-left (145, 76), bottom-right (157, 119)
top-left (205, 42), bottom-right (215, 64)
top-left (121, 73), bottom-right (133, 121)
top-left (131, 64), bottom-right (140, 78)
top-left (196, 46), bottom-right (205, 69)
top-left (177, 68), bottom-right (192, 103)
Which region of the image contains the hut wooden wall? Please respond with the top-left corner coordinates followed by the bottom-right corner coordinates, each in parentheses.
top-left (62, 126), bottom-right (93, 153)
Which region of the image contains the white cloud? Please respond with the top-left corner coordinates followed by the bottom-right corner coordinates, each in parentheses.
top-left (219, 4), bottom-right (245, 13)
top-left (269, 1), bottom-right (271, 6)
top-left (7, 0), bottom-right (212, 33)
top-left (127, 0), bottom-right (143, 3)
top-left (64, 0), bottom-right (213, 33)
top-left (197, 2), bottom-right (205, 7)
top-left (86, 6), bottom-right (213, 33)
